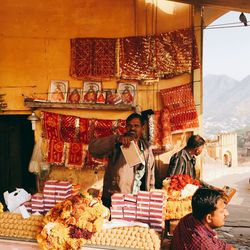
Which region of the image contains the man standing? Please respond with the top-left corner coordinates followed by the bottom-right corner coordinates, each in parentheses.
top-left (171, 188), bottom-right (236, 250)
top-left (88, 113), bottom-right (155, 208)
top-left (166, 135), bottom-right (205, 179)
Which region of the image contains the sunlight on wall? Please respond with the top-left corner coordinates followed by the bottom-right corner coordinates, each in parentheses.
top-left (145, 0), bottom-right (175, 14)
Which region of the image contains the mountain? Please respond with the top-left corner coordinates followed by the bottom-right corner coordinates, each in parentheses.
top-left (203, 74), bottom-right (250, 136)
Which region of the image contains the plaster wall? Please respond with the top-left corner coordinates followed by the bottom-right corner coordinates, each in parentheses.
top-left (0, 0), bottom-right (203, 190)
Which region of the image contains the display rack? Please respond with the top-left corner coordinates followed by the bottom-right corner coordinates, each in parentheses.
top-left (24, 100), bottom-right (134, 111)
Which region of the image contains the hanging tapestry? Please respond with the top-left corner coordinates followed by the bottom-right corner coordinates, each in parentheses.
top-left (79, 117), bottom-right (89, 144)
top-left (60, 114), bottom-right (77, 142)
top-left (161, 108), bottom-right (173, 150)
top-left (160, 83), bottom-right (199, 131)
top-left (169, 106), bottom-right (199, 131)
top-left (114, 119), bottom-right (127, 135)
top-left (65, 143), bottom-right (88, 169)
top-left (41, 111), bottom-right (61, 140)
top-left (119, 28), bottom-right (200, 80)
top-left (41, 111), bottom-right (126, 169)
top-left (47, 139), bottom-right (65, 164)
top-left (92, 119), bottom-right (114, 139)
top-left (151, 111), bottom-right (163, 150)
top-left (70, 38), bottom-right (116, 79)
top-left (156, 28), bottom-right (200, 78)
top-left (119, 36), bottom-right (157, 80)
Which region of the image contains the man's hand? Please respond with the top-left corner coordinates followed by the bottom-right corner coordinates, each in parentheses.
top-left (117, 135), bottom-right (135, 148)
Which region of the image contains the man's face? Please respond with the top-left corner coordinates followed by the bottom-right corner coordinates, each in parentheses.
top-left (194, 145), bottom-right (204, 156)
top-left (126, 118), bottom-right (144, 139)
top-left (209, 199), bottom-right (229, 229)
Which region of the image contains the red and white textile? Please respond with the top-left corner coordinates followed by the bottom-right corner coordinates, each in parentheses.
top-left (70, 38), bottom-right (117, 79)
top-left (65, 143), bottom-right (88, 169)
top-left (160, 83), bottom-right (199, 131)
top-left (156, 28), bottom-right (200, 78)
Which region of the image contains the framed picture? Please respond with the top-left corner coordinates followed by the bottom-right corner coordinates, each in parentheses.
top-left (105, 89), bottom-right (122, 105)
top-left (96, 91), bottom-right (106, 104)
top-left (67, 88), bottom-right (82, 103)
top-left (117, 82), bottom-right (137, 105)
top-left (83, 81), bottom-right (102, 103)
top-left (48, 80), bottom-right (68, 103)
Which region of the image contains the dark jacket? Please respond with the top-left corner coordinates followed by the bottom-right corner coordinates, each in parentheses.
top-left (167, 147), bottom-right (196, 179)
top-left (89, 134), bottom-right (155, 200)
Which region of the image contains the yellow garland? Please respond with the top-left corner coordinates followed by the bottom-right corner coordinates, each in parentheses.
top-left (37, 194), bottom-right (109, 250)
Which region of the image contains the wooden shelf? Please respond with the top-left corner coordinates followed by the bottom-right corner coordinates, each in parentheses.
top-left (24, 100), bottom-right (134, 111)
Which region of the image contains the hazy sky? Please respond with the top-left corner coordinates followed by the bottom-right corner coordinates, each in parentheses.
top-left (203, 11), bottom-right (250, 81)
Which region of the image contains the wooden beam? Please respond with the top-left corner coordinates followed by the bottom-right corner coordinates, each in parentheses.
top-left (24, 100), bottom-right (134, 111)
top-left (168, 0), bottom-right (250, 13)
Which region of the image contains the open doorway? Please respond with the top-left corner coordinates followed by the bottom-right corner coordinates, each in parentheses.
top-left (0, 115), bottom-right (36, 204)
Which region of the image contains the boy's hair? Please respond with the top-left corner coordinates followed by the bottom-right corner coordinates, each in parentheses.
top-left (192, 188), bottom-right (227, 221)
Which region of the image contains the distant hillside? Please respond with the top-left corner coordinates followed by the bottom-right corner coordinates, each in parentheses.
top-left (203, 74), bottom-right (250, 136)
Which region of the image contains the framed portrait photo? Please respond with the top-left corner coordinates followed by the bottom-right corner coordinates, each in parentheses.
top-left (83, 81), bottom-right (102, 103)
top-left (96, 91), bottom-right (106, 104)
top-left (67, 88), bottom-right (82, 104)
top-left (117, 82), bottom-right (137, 105)
top-left (48, 80), bottom-right (68, 103)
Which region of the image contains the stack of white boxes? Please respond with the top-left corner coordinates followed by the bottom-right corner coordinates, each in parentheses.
top-left (123, 194), bottom-right (137, 221)
top-left (43, 180), bottom-right (58, 212)
top-left (110, 193), bottom-right (124, 219)
top-left (136, 191), bottom-right (150, 224)
top-left (55, 180), bottom-right (72, 203)
top-left (23, 180), bottom-right (74, 214)
top-left (110, 190), bottom-right (166, 233)
top-left (31, 193), bottom-right (44, 214)
top-left (149, 191), bottom-right (165, 233)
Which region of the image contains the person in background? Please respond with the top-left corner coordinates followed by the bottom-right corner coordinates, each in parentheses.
top-left (88, 113), bottom-right (155, 208)
top-left (170, 187), bottom-right (236, 250)
top-left (166, 134), bottom-right (205, 179)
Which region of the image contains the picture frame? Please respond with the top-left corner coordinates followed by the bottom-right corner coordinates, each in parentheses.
top-left (105, 89), bottom-right (122, 105)
top-left (117, 82), bottom-right (137, 105)
top-left (83, 81), bottom-right (102, 103)
top-left (67, 88), bottom-right (82, 104)
top-left (48, 80), bottom-right (68, 103)
top-left (96, 91), bottom-right (106, 104)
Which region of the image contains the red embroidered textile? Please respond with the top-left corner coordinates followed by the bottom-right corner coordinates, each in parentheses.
top-left (115, 119), bottom-right (127, 135)
top-left (160, 83), bottom-right (199, 131)
top-left (169, 106), bottom-right (199, 131)
top-left (65, 143), bottom-right (87, 169)
top-left (79, 117), bottom-right (89, 144)
top-left (152, 111), bottom-right (163, 149)
top-left (119, 36), bottom-right (156, 80)
top-left (156, 28), bottom-right (200, 78)
top-left (41, 111), bottom-right (126, 168)
top-left (119, 28), bottom-right (200, 80)
top-left (93, 119), bottom-right (114, 139)
top-left (61, 114), bottom-right (77, 142)
top-left (47, 139), bottom-right (65, 164)
top-left (161, 108), bottom-right (172, 148)
top-left (70, 38), bottom-right (116, 79)
top-left (41, 111), bottom-right (61, 140)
